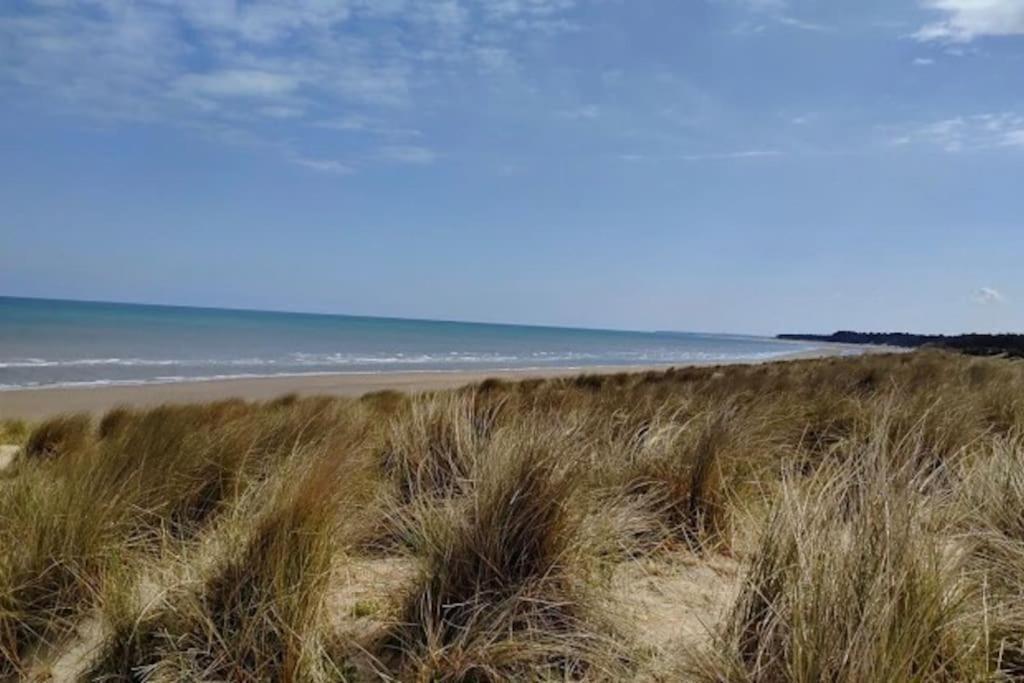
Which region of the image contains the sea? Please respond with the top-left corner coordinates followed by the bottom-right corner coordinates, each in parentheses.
top-left (0, 297), bottom-right (834, 391)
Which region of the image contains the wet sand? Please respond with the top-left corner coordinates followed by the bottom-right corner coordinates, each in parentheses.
top-left (0, 346), bottom-right (893, 420)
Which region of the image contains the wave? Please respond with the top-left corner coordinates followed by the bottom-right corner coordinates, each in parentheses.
top-left (1, 371), bottom-right (386, 391)
top-left (0, 346), bottom-right (826, 371)
top-left (0, 347), bottom-right (833, 392)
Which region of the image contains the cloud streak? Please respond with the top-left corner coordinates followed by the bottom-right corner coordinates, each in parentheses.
top-left (0, 0), bottom-right (578, 171)
top-left (620, 149), bottom-right (782, 163)
top-left (915, 0), bottom-right (1024, 42)
top-left (291, 156), bottom-right (354, 174)
top-left (377, 145), bottom-right (437, 165)
top-left (975, 287), bottom-right (1005, 304)
top-left (681, 149), bottom-right (781, 161)
top-left (892, 113), bottom-right (1024, 152)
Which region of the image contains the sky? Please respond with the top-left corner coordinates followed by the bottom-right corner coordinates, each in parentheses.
top-left (1, 0), bottom-right (1022, 335)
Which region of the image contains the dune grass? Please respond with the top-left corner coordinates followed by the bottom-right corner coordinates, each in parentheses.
top-left (22, 413), bottom-right (92, 460)
top-left (90, 447), bottom-right (369, 681)
top-left (686, 443), bottom-right (988, 682)
top-left (3, 350), bottom-right (1024, 680)
top-left (0, 418), bottom-right (29, 445)
top-left (381, 435), bottom-right (627, 680)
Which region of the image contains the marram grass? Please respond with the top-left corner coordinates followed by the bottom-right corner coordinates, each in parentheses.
top-left (2, 350), bottom-right (1024, 680)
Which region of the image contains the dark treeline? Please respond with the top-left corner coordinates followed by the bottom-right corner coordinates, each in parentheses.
top-left (778, 332), bottom-right (1024, 358)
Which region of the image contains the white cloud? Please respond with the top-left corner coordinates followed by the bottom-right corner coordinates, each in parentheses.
top-left (681, 149), bottom-right (781, 161)
top-left (557, 105), bottom-right (600, 120)
top-left (480, 0), bottom-right (578, 22)
top-left (319, 115), bottom-right (372, 132)
top-left (975, 287), bottom-right (1005, 304)
top-left (378, 145), bottom-right (437, 165)
top-left (730, 21), bottom-right (768, 36)
top-left (777, 16), bottom-right (832, 32)
top-left (259, 105), bottom-right (305, 119)
top-left (317, 115), bottom-right (422, 137)
top-left (292, 156), bottom-right (354, 174)
top-left (915, 0), bottom-right (1024, 42)
top-left (175, 70), bottom-right (301, 99)
top-left (892, 112), bottom-right (1024, 151)
top-left (474, 46), bottom-right (515, 73)
top-left (617, 149), bottom-right (782, 163)
top-left (913, 57), bottom-right (936, 65)
top-left (0, 0), bottom-right (578, 170)
top-left (726, 0), bottom-right (830, 33)
top-left (1003, 128), bottom-right (1024, 147)
top-left (174, 0), bottom-right (354, 43)
top-left (730, 0), bottom-right (788, 10)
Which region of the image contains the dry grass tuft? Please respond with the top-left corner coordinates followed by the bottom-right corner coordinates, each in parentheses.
top-left (381, 437), bottom-right (626, 680)
top-left (686, 438), bottom-right (988, 682)
top-left (0, 418), bottom-right (30, 445)
top-left (956, 438), bottom-right (1024, 676)
top-left (23, 413), bottom-right (93, 460)
top-left (92, 449), bottom-right (366, 681)
top-left (617, 408), bottom-right (735, 553)
top-left (378, 392), bottom-right (503, 504)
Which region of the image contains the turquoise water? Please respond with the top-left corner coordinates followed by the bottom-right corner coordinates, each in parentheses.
top-left (0, 297), bottom-right (828, 390)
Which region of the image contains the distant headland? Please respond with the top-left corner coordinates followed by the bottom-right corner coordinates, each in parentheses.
top-left (778, 331), bottom-right (1024, 358)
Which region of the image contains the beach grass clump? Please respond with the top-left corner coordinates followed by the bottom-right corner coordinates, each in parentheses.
top-left (377, 392), bottom-right (503, 504)
top-left (0, 418), bottom-right (30, 445)
top-left (615, 408), bottom-right (734, 553)
top-left (91, 397), bottom-right (366, 541)
top-left (174, 457), bottom-right (351, 681)
top-left (0, 450), bottom-right (132, 675)
top-left (955, 438), bottom-right (1024, 676)
top-left (0, 398), bottom-right (370, 675)
top-left (92, 449), bottom-right (365, 682)
top-left (686, 437), bottom-right (988, 682)
top-left (381, 436), bottom-right (626, 680)
top-left (23, 413), bottom-right (93, 460)
top-left (96, 406), bottom-right (136, 441)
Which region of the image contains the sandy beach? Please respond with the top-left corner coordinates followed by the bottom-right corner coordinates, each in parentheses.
top-left (0, 345), bottom-right (890, 420)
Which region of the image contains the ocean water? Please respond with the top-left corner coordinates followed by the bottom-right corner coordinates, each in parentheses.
top-left (0, 297), bottom-right (830, 390)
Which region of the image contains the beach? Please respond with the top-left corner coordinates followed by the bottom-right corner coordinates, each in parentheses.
top-left (0, 346), bottom-right (880, 419)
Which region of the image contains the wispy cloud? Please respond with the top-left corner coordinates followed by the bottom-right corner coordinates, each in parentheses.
top-left (557, 105), bottom-right (601, 120)
top-left (622, 149), bottom-right (782, 163)
top-left (259, 105), bottom-right (306, 119)
top-left (378, 145), bottom-right (438, 165)
top-left (892, 113), bottom-right (1024, 152)
top-left (914, 0), bottom-right (1024, 42)
top-left (730, 0), bottom-right (788, 11)
top-left (0, 0), bottom-right (577, 171)
top-left (291, 157), bottom-right (354, 175)
top-left (174, 70), bottom-right (302, 100)
top-left (975, 287), bottom-right (1005, 304)
top-left (681, 149), bottom-right (781, 161)
top-left (316, 116), bottom-right (422, 138)
top-left (777, 16), bottom-right (832, 32)
top-left (726, 0), bottom-right (831, 34)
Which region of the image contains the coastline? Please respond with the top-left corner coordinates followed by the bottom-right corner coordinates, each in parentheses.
top-left (0, 344), bottom-right (895, 420)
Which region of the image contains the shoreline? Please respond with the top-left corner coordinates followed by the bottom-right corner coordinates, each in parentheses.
top-left (0, 345), bottom-right (895, 420)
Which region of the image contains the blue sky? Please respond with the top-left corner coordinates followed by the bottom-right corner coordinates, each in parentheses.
top-left (1, 0), bottom-right (1022, 335)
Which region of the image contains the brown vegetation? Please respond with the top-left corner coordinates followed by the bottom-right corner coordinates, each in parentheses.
top-left (2, 350), bottom-right (1024, 680)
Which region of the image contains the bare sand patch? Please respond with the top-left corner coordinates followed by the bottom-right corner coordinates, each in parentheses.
top-left (613, 553), bottom-right (740, 652)
top-left (0, 444), bottom-right (19, 472)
